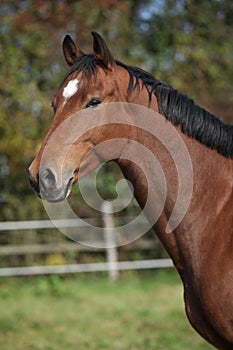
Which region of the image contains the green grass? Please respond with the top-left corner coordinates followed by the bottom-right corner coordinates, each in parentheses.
top-left (0, 270), bottom-right (214, 350)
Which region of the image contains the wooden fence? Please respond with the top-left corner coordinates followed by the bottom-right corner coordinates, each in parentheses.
top-left (0, 207), bottom-right (173, 280)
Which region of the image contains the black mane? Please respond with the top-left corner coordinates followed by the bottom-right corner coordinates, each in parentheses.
top-left (65, 54), bottom-right (233, 158)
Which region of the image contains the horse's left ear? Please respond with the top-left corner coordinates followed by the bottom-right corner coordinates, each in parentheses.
top-left (92, 31), bottom-right (114, 68)
top-left (63, 35), bottom-right (84, 66)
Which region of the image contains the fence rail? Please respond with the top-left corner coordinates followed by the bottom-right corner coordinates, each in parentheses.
top-left (0, 240), bottom-right (158, 255)
top-left (0, 259), bottom-right (173, 277)
top-left (0, 218), bottom-right (96, 231)
top-left (0, 211), bottom-right (173, 279)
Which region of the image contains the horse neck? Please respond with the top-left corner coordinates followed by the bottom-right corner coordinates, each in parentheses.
top-left (117, 86), bottom-right (233, 279)
top-left (118, 129), bottom-right (232, 278)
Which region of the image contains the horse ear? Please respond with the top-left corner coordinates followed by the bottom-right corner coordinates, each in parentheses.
top-left (63, 35), bottom-right (84, 66)
top-left (92, 31), bottom-right (114, 67)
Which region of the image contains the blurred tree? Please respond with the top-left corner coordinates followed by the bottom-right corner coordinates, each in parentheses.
top-left (0, 0), bottom-right (232, 222)
top-left (136, 0), bottom-right (233, 119)
top-left (0, 0), bottom-right (143, 220)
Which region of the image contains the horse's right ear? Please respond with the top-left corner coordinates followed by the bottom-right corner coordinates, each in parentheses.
top-left (63, 35), bottom-right (84, 66)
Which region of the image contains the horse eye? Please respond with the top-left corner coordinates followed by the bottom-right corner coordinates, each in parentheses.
top-left (86, 98), bottom-right (101, 108)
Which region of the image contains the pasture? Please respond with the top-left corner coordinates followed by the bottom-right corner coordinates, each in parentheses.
top-left (0, 270), bottom-right (214, 350)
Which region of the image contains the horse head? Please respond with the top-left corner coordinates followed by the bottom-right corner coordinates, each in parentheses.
top-left (28, 32), bottom-right (141, 202)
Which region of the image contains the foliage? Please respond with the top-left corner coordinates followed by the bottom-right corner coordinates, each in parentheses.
top-left (0, 0), bottom-right (232, 222)
top-left (136, 0), bottom-right (233, 117)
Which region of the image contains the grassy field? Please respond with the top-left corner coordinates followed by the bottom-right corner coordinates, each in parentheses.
top-left (0, 270), bottom-right (214, 350)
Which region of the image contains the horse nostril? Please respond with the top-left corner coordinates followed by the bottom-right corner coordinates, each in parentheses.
top-left (28, 169), bottom-right (40, 194)
top-left (41, 168), bottom-right (56, 189)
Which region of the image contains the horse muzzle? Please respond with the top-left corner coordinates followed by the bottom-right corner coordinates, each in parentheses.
top-left (28, 166), bottom-right (74, 203)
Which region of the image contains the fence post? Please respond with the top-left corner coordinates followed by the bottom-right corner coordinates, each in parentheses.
top-left (102, 201), bottom-right (119, 282)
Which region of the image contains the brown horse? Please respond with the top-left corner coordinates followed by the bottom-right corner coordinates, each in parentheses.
top-left (29, 32), bottom-right (233, 349)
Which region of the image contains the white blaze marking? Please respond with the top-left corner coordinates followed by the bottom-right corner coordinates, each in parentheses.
top-left (62, 79), bottom-right (79, 100)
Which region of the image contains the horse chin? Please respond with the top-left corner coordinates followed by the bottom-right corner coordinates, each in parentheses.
top-left (41, 189), bottom-right (71, 203)
top-left (44, 196), bottom-right (67, 203)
